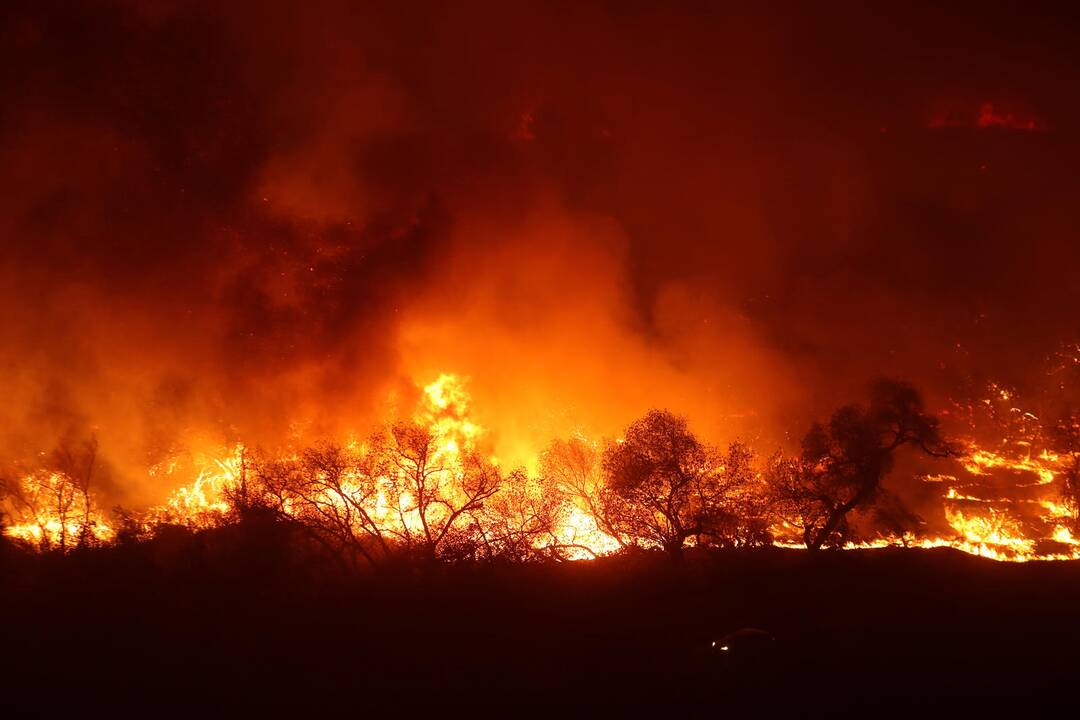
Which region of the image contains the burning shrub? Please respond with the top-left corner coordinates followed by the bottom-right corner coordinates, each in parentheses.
top-left (472, 468), bottom-right (564, 562)
top-left (0, 437), bottom-right (114, 551)
top-left (252, 442), bottom-right (393, 569)
top-left (599, 410), bottom-right (768, 556)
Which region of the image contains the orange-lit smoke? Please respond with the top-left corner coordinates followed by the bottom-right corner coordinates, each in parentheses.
top-left (4, 0), bottom-right (1080, 524)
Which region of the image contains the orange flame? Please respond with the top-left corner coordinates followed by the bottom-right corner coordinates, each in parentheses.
top-left (10, 375), bottom-right (1080, 563)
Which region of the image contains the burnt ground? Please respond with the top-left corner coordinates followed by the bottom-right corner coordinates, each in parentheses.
top-left (2, 522), bottom-right (1078, 716)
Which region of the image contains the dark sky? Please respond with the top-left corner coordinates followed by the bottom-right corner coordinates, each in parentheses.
top-left (3, 0), bottom-right (1080, 499)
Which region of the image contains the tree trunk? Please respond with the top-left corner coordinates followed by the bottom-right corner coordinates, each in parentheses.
top-left (664, 538), bottom-right (684, 560)
top-left (807, 490), bottom-right (872, 551)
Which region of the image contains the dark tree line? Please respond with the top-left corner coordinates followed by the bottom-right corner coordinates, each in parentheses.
top-left (1, 379), bottom-right (958, 563)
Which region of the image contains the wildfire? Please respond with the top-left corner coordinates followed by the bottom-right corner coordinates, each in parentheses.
top-left (132, 374), bottom-right (621, 559)
top-left (7, 375), bottom-right (1080, 563)
top-left (2, 471), bottom-right (115, 550)
top-left (943, 505), bottom-right (1033, 557)
top-left (145, 445), bottom-right (248, 529)
top-left (959, 448), bottom-right (1058, 486)
top-left (926, 441), bottom-right (1080, 561)
top-left (554, 505), bottom-right (623, 559)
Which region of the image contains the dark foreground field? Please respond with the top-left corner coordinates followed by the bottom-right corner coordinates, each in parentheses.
top-left (3, 523), bottom-right (1078, 715)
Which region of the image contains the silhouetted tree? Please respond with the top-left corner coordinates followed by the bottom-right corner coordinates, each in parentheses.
top-left (4, 470), bottom-right (82, 551)
top-left (868, 493), bottom-right (925, 544)
top-left (695, 441), bottom-right (774, 549)
top-left (601, 410), bottom-right (755, 557)
top-left (111, 505), bottom-right (149, 545)
top-left (540, 436), bottom-right (629, 553)
top-left (769, 379), bottom-right (951, 551)
top-left (220, 447), bottom-right (266, 521)
top-left (51, 436), bottom-right (101, 548)
top-left (381, 421), bottom-right (502, 561)
top-left (253, 443), bottom-right (391, 569)
top-left (0, 436), bottom-right (106, 551)
top-left (472, 469), bottom-right (562, 561)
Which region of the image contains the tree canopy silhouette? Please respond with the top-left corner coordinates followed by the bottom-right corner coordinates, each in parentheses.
top-left (601, 410), bottom-right (762, 556)
top-left (769, 379), bottom-right (952, 550)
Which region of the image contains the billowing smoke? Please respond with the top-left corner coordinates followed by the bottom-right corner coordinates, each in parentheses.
top-left (3, 0), bottom-right (1080, 505)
